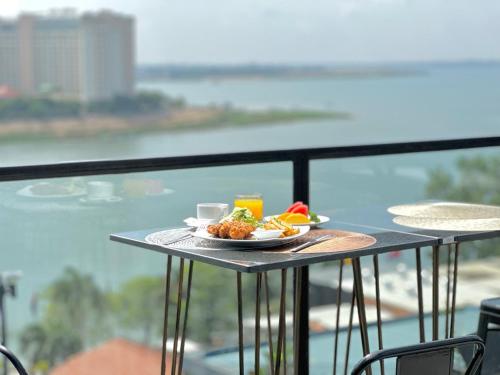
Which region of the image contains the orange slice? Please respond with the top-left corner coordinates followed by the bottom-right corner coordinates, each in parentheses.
top-left (284, 213), bottom-right (310, 224)
top-left (278, 212), bottom-right (291, 221)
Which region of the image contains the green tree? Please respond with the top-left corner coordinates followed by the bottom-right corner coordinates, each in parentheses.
top-left (43, 266), bottom-right (109, 346)
top-left (426, 154), bottom-right (500, 258)
top-left (109, 275), bottom-right (165, 345)
top-left (18, 267), bottom-right (109, 371)
top-left (19, 322), bottom-right (82, 371)
top-left (187, 264), bottom-right (274, 345)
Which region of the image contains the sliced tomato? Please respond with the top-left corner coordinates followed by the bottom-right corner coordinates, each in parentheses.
top-left (291, 204), bottom-right (308, 216)
top-left (286, 201), bottom-right (303, 213)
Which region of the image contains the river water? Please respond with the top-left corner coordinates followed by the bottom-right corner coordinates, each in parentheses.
top-left (2, 64), bottom-right (499, 166)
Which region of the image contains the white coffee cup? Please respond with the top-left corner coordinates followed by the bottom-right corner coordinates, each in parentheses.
top-left (87, 181), bottom-right (114, 200)
top-left (197, 203), bottom-right (229, 223)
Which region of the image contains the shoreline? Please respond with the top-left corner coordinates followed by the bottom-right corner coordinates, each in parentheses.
top-left (0, 106), bottom-right (351, 143)
top-left (137, 70), bottom-right (426, 83)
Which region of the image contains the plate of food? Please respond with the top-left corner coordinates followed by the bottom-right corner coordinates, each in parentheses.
top-left (17, 182), bottom-right (86, 199)
top-left (265, 201), bottom-right (330, 228)
top-left (192, 207), bottom-right (310, 248)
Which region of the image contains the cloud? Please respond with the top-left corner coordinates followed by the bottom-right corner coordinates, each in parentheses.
top-left (9, 0), bottom-right (500, 63)
top-left (2, 0), bottom-right (22, 16)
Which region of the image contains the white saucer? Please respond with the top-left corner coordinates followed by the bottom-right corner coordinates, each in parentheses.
top-left (183, 217), bottom-right (218, 227)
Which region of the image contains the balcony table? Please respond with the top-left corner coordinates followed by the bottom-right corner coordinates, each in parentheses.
top-left (111, 221), bottom-right (447, 375)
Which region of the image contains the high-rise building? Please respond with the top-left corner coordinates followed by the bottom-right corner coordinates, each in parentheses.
top-left (0, 9), bottom-right (135, 101)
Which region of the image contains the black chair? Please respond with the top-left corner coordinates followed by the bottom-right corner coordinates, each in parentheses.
top-left (477, 298), bottom-right (500, 375)
top-left (0, 344), bottom-right (28, 375)
top-left (351, 335), bottom-right (484, 375)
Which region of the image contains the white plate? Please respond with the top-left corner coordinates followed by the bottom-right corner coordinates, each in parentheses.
top-left (388, 202), bottom-right (500, 220)
top-left (393, 216), bottom-right (500, 232)
top-left (192, 225), bottom-right (310, 248)
top-left (264, 215), bottom-right (330, 228)
top-left (17, 183), bottom-right (86, 199)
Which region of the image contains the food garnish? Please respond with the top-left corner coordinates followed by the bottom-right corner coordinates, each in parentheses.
top-left (280, 202), bottom-right (322, 224)
top-left (309, 211), bottom-right (320, 223)
top-left (221, 207), bottom-right (261, 227)
top-left (286, 201), bottom-right (303, 212)
top-left (290, 204), bottom-right (308, 216)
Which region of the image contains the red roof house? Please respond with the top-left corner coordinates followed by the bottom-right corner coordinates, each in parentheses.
top-left (0, 85), bottom-right (18, 99)
top-left (50, 338), bottom-right (176, 375)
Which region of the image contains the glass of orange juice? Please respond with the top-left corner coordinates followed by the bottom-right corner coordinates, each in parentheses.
top-left (234, 194), bottom-right (264, 220)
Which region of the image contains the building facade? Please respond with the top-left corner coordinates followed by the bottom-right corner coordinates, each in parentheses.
top-left (0, 9), bottom-right (135, 101)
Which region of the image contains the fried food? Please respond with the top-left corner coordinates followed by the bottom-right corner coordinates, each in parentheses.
top-left (207, 223), bottom-right (222, 236)
top-left (207, 221), bottom-right (256, 240)
top-left (264, 218), bottom-right (299, 237)
top-left (218, 222), bottom-right (232, 239)
top-left (229, 221), bottom-right (255, 239)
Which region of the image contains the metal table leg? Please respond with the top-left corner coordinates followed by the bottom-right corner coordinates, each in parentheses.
top-left (333, 260), bottom-right (343, 375)
top-left (255, 273), bottom-right (262, 375)
top-left (275, 269), bottom-right (287, 375)
top-left (450, 243), bottom-right (460, 338)
top-left (264, 273), bottom-right (275, 375)
top-left (343, 282), bottom-right (356, 375)
top-left (237, 272), bottom-right (244, 375)
top-left (373, 254), bottom-right (385, 375)
top-left (352, 257), bottom-right (372, 375)
top-left (415, 248), bottom-right (426, 343)
top-left (432, 245), bottom-right (440, 341)
top-left (160, 257), bottom-right (194, 375)
top-left (294, 266), bottom-right (309, 375)
top-left (161, 255), bottom-right (173, 375)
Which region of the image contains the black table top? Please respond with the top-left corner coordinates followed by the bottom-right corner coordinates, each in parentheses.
top-left (110, 221), bottom-right (439, 273)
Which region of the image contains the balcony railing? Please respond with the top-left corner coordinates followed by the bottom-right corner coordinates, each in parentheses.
top-left (0, 135), bottom-right (499, 374)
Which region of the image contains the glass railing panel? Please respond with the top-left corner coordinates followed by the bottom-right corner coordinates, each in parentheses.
top-left (0, 162), bottom-right (291, 373)
top-left (310, 147), bottom-right (500, 357)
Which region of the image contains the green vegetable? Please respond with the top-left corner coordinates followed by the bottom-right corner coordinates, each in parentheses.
top-left (221, 207), bottom-right (262, 227)
top-left (309, 211), bottom-right (320, 223)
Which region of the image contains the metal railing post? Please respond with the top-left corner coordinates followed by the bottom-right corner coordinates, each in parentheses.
top-left (0, 285), bottom-right (8, 375)
top-left (293, 155), bottom-right (310, 375)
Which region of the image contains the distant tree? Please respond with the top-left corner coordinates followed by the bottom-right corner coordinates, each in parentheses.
top-left (109, 264), bottom-right (282, 346)
top-left (19, 322), bottom-right (82, 371)
top-left (43, 266), bottom-right (110, 345)
top-left (109, 275), bottom-right (165, 345)
top-left (0, 97), bottom-right (80, 121)
top-left (187, 263), bottom-right (270, 344)
top-left (87, 90), bottom-right (183, 115)
top-left (426, 154), bottom-right (500, 258)
top-left (0, 91), bottom-right (186, 121)
top-left (18, 267), bottom-right (107, 371)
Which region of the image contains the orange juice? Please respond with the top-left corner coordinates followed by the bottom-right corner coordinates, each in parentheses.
top-left (234, 194), bottom-right (264, 220)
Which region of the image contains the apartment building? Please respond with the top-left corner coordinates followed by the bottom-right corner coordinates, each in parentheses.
top-left (0, 9), bottom-right (135, 101)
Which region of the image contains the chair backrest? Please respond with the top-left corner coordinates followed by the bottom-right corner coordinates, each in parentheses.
top-left (351, 335), bottom-right (484, 375)
top-left (0, 344), bottom-right (29, 375)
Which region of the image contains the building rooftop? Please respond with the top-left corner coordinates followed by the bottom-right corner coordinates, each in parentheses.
top-left (203, 307), bottom-right (479, 374)
top-left (50, 338), bottom-right (171, 375)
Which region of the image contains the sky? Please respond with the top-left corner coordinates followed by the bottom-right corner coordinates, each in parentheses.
top-left (2, 0), bottom-right (500, 64)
